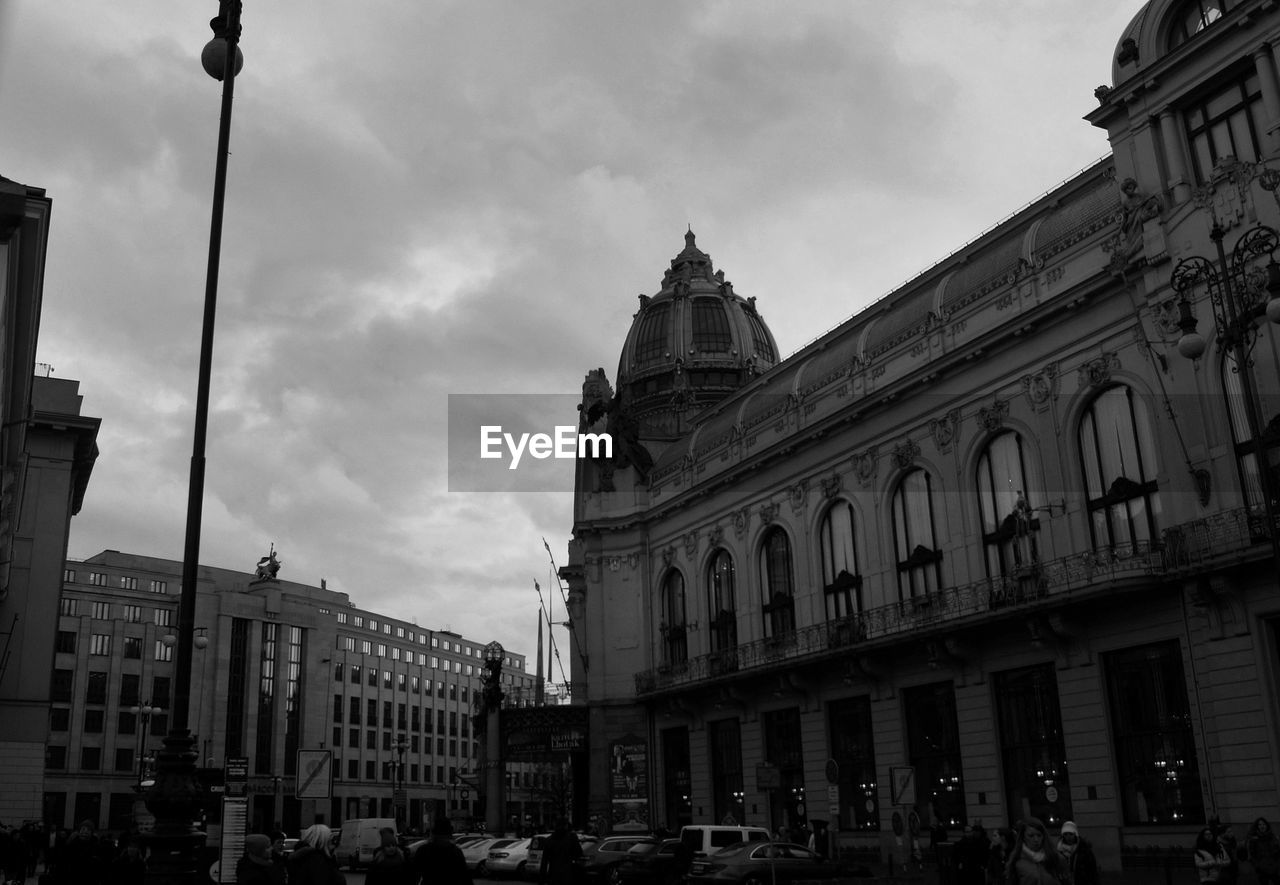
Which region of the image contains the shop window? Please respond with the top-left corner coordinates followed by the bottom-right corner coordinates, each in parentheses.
top-left (828, 696), bottom-right (879, 830)
top-left (1104, 640), bottom-right (1204, 824)
top-left (903, 681), bottom-right (966, 827)
top-left (994, 663), bottom-right (1072, 826)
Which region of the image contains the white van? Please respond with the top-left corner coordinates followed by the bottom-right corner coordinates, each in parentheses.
top-left (335, 818), bottom-right (398, 870)
top-left (678, 824), bottom-right (772, 859)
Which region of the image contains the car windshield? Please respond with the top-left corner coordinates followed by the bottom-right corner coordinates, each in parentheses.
top-left (627, 842), bottom-right (658, 856)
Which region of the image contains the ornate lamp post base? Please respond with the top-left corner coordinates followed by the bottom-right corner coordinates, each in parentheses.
top-left (143, 730), bottom-right (207, 884)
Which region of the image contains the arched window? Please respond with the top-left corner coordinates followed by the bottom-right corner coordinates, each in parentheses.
top-left (977, 432), bottom-right (1040, 579)
top-left (1079, 385), bottom-right (1162, 550)
top-left (819, 501), bottom-right (862, 619)
top-left (660, 570), bottom-right (687, 665)
top-left (1168, 0), bottom-right (1234, 49)
top-left (692, 299), bottom-right (733, 353)
top-left (706, 549), bottom-right (737, 653)
top-left (759, 529), bottom-right (795, 638)
top-left (1223, 329), bottom-right (1280, 516)
top-left (891, 469), bottom-right (942, 601)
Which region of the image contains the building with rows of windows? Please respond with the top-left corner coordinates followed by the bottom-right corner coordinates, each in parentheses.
top-left (48, 549), bottom-right (541, 836)
top-left (562, 0), bottom-right (1280, 876)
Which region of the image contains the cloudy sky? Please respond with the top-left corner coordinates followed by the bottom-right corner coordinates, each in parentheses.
top-left (0, 0), bottom-right (1133, 673)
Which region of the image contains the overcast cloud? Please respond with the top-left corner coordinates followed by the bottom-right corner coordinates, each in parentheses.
top-left (0, 0), bottom-right (1132, 673)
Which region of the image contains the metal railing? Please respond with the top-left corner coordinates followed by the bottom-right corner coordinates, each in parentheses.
top-left (634, 505), bottom-right (1275, 697)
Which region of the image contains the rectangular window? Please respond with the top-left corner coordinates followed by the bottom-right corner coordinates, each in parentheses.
top-left (398, 673), bottom-right (407, 690)
top-left (383, 624), bottom-right (391, 635)
top-left (64, 568), bottom-right (76, 583)
top-left (91, 602), bottom-right (109, 619)
top-left (369, 619), bottom-right (378, 632)
top-left (366, 730), bottom-right (376, 750)
top-left (149, 580), bottom-right (167, 594)
top-left (343, 637), bottom-right (355, 652)
top-left (334, 662), bottom-right (344, 682)
top-left (60, 598), bottom-right (78, 617)
top-left (52, 669), bottom-right (74, 703)
top-left (903, 681), bottom-right (966, 827)
top-left (336, 612), bottom-right (347, 624)
top-left (118, 711), bottom-right (137, 735)
top-left (86, 671), bottom-right (108, 704)
top-left (366, 760), bottom-right (376, 781)
top-left (120, 576), bottom-right (138, 591)
top-left (353, 616), bottom-right (363, 628)
top-left (382, 732), bottom-right (391, 752)
top-left (1105, 640), bottom-right (1204, 824)
top-left (361, 640), bottom-right (372, 656)
top-left (383, 671), bottom-right (392, 689)
top-left (333, 726), bottom-right (342, 748)
top-left (349, 728), bottom-right (359, 748)
top-left (155, 609), bottom-right (172, 627)
top-left (56, 631), bottom-right (76, 654)
top-left (89, 572), bottom-right (108, 587)
top-left (46, 746), bottom-right (67, 770)
top-left (367, 668), bottom-right (377, 687)
top-left (50, 708), bottom-right (70, 731)
top-left (367, 698), bottom-right (377, 725)
top-left (351, 665), bottom-right (361, 685)
top-left (123, 637), bottom-right (143, 659)
top-left (383, 701), bottom-right (393, 729)
top-left (115, 748), bottom-right (134, 773)
top-left (153, 677), bottom-right (171, 707)
top-left (1185, 69), bottom-right (1265, 182)
top-left (349, 759), bottom-right (359, 780)
top-left (826, 695), bottom-right (879, 830)
top-left (90, 634), bottom-right (111, 655)
top-left (995, 663), bottom-right (1072, 826)
top-left (396, 626), bottom-right (405, 638)
top-left (377, 644), bottom-right (387, 658)
top-left (83, 709), bottom-right (104, 733)
top-left (81, 747), bottom-right (101, 771)
top-left (392, 647), bottom-right (400, 661)
top-left (120, 673), bottom-right (140, 706)
top-left (122, 605), bottom-right (142, 623)
top-left (333, 694), bottom-right (343, 724)
top-left (155, 640), bottom-right (173, 662)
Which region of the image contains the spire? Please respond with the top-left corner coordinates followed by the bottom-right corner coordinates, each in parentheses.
top-left (534, 613), bottom-right (545, 706)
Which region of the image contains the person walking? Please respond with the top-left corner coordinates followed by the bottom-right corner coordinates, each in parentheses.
top-left (61, 820), bottom-right (103, 885)
top-left (539, 818), bottom-right (583, 885)
top-left (1198, 826), bottom-right (1234, 884)
top-left (956, 823), bottom-right (989, 885)
top-left (237, 834), bottom-right (287, 885)
top-left (1055, 822), bottom-right (1098, 885)
top-left (366, 827), bottom-right (409, 885)
top-left (1247, 819), bottom-right (1280, 885)
top-left (1005, 818), bottom-right (1066, 885)
top-left (410, 817), bottom-right (472, 885)
top-left (106, 836), bottom-right (148, 885)
top-left (287, 824), bottom-right (345, 885)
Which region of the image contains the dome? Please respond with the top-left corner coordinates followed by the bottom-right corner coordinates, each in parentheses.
top-left (616, 230), bottom-right (780, 440)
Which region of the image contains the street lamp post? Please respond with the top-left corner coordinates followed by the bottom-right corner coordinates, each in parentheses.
top-left (1172, 220), bottom-right (1280, 573)
top-left (130, 701), bottom-right (162, 789)
top-left (145, 4), bottom-right (244, 882)
top-left (394, 734), bottom-right (409, 826)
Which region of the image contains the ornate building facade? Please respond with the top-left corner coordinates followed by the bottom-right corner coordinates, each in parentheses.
top-left (46, 550), bottom-right (539, 835)
top-left (564, 0), bottom-right (1280, 875)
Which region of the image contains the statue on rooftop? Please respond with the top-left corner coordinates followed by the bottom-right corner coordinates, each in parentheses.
top-left (255, 544), bottom-right (281, 580)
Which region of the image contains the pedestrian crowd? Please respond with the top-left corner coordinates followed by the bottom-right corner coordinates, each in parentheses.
top-left (0, 819), bottom-right (150, 885)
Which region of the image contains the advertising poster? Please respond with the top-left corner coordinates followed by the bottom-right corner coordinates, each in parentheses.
top-left (609, 736), bottom-right (649, 831)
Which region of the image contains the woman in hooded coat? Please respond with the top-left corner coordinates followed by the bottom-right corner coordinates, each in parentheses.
top-left (1055, 822), bottom-right (1098, 885)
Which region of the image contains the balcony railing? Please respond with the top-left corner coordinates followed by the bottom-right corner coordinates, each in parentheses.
top-left (634, 505), bottom-right (1275, 697)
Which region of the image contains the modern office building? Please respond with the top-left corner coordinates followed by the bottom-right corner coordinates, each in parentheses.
top-left (47, 549), bottom-right (539, 835)
top-left (0, 174), bottom-right (102, 826)
top-left (563, 0), bottom-right (1280, 877)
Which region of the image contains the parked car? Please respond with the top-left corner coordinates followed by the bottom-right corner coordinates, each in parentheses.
top-left (485, 836), bottom-right (534, 878)
top-left (613, 838), bottom-right (691, 885)
top-left (334, 817), bottom-right (399, 870)
top-left (467, 837), bottom-right (518, 875)
top-left (575, 835), bottom-right (656, 885)
top-left (685, 841), bottom-right (840, 884)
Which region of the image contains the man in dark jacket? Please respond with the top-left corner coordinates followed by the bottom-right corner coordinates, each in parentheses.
top-left (237, 834), bottom-right (287, 885)
top-left (411, 818), bottom-right (472, 885)
top-left (539, 819), bottom-right (583, 885)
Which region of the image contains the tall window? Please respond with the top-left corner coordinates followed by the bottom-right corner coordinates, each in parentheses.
top-left (994, 664), bottom-right (1072, 826)
top-left (634, 302), bottom-right (672, 365)
top-left (759, 529), bottom-right (795, 637)
top-left (819, 501), bottom-right (862, 619)
top-left (762, 707), bottom-right (805, 832)
top-left (828, 696), bottom-right (879, 830)
top-left (1105, 641), bottom-right (1204, 824)
top-left (892, 469), bottom-right (942, 600)
top-left (903, 681), bottom-right (966, 827)
top-left (709, 718), bottom-right (745, 826)
top-left (660, 570), bottom-right (688, 665)
top-left (691, 299), bottom-right (733, 353)
top-left (977, 432), bottom-right (1040, 579)
top-left (1223, 331), bottom-right (1280, 516)
top-left (225, 618), bottom-right (250, 757)
top-left (256, 623), bottom-right (278, 774)
top-left (1079, 385), bottom-right (1161, 549)
top-left (706, 550), bottom-right (737, 654)
top-left (1185, 67), bottom-right (1263, 182)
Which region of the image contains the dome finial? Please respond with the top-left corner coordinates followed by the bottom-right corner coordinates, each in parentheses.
top-left (685, 225), bottom-right (696, 249)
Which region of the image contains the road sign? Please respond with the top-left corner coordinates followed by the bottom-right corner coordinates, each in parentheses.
top-left (890, 766), bottom-right (915, 806)
top-left (296, 750), bottom-right (332, 800)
